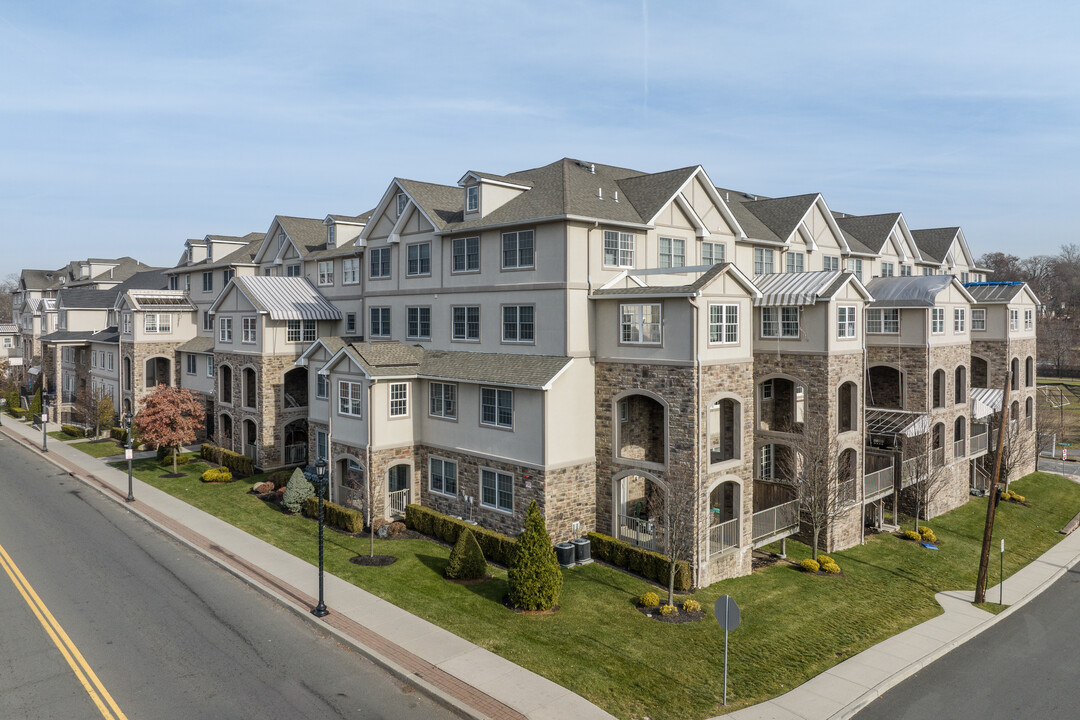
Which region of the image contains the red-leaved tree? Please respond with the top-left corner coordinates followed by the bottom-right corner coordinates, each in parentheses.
top-left (134, 385), bottom-right (205, 474)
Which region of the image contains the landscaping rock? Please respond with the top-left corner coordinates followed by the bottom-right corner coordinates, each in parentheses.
top-left (252, 481), bottom-right (274, 494)
top-left (376, 523), bottom-right (390, 538)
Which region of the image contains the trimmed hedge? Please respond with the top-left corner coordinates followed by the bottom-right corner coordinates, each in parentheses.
top-left (61, 424), bottom-right (87, 438)
top-left (200, 442), bottom-right (255, 476)
top-left (7, 407), bottom-right (25, 418)
top-left (586, 532), bottom-right (692, 592)
top-left (110, 426), bottom-right (127, 442)
top-left (404, 504), bottom-right (517, 566)
top-left (302, 496), bottom-right (365, 533)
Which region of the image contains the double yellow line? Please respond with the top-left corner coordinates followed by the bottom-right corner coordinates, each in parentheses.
top-left (0, 541), bottom-right (127, 720)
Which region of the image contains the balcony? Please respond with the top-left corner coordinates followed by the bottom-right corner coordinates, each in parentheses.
top-left (863, 466), bottom-right (894, 503)
top-left (970, 430), bottom-right (989, 456)
top-left (751, 499), bottom-right (800, 548)
top-left (932, 447), bottom-right (945, 468)
top-left (901, 457), bottom-right (920, 488)
top-left (837, 478), bottom-right (858, 506)
top-left (708, 517), bottom-right (740, 557)
top-left (284, 444), bottom-right (307, 466)
top-left (953, 439), bottom-right (966, 459)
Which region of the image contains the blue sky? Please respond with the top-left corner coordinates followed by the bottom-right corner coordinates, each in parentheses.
top-left (1, 0), bottom-right (1078, 275)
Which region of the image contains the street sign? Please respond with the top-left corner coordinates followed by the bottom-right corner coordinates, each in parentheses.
top-left (714, 595), bottom-right (741, 705)
top-left (1064, 449), bottom-right (1069, 461)
top-left (125, 448), bottom-right (133, 460)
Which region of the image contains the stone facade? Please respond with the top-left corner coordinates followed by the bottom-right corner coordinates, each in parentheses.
top-left (121, 340), bottom-right (183, 413)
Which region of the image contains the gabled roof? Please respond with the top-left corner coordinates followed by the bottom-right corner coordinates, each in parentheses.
top-left (590, 262), bottom-right (761, 300)
top-left (835, 213), bottom-right (901, 255)
top-left (865, 275), bottom-right (976, 307)
top-left (0, 323), bottom-right (18, 334)
top-left (168, 233), bottom-right (265, 273)
top-left (726, 193), bottom-right (850, 252)
top-left (210, 276), bottom-right (341, 321)
top-left (123, 290), bottom-right (195, 312)
top-left (753, 270), bottom-right (873, 306)
top-left (20, 269), bottom-right (64, 291)
top-left (40, 330), bottom-right (96, 344)
top-left (58, 288), bottom-right (117, 310)
top-left (176, 336), bottom-right (216, 354)
top-left (911, 227), bottom-right (959, 264)
top-left (963, 281), bottom-right (1041, 306)
top-left (457, 170), bottom-right (534, 190)
top-left (323, 341), bottom-right (574, 390)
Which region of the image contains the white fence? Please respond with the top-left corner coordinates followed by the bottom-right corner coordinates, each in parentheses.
top-left (709, 517), bottom-right (740, 556)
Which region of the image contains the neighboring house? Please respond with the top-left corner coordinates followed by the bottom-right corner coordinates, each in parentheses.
top-left (0, 323), bottom-right (21, 378)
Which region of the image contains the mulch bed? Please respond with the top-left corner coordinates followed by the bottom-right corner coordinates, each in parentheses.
top-left (349, 554), bottom-right (397, 567)
top-left (752, 550), bottom-right (784, 571)
top-left (637, 603), bottom-right (706, 624)
top-left (445, 575), bottom-right (491, 586)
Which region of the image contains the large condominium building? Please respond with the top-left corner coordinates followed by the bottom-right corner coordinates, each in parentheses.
top-left (18, 158), bottom-right (1038, 589)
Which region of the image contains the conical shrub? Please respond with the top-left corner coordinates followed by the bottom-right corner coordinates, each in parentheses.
top-left (507, 500), bottom-right (562, 610)
top-left (445, 527), bottom-right (487, 580)
top-left (282, 467), bottom-right (314, 513)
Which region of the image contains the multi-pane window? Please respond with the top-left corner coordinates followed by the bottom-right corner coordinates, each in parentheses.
top-left (316, 430), bottom-right (328, 462)
top-left (480, 468), bottom-right (513, 512)
top-left (429, 382), bottom-right (457, 419)
top-left (186, 355), bottom-right (197, 374)
top-left (369, 247), bottom-right (391, 278)
top-left (866, 309), bottom-right (900, 334)
top-left (923, 267), bottom-right (933, 276)
top-left (389, 382), bottom-right (409, 417)
top-left (202, 272), bottom-right (213, 292)
top-left (286, 264), bottom-right (301, 277)
top-left (316, 373), bottom-right (328, 399)
top-left (407, 307), bottom-right (430, 339)
top-left (846, 258), bottom-right (863, 280)
top-left (932, 308), bottom-right (945, 334)
top-left (702, 242), bottom-right (725, 265)
top-left (345, 312), bottom-right (356, 334)
top-left (407, 242), bottom-right (431, 276)
top-left (786, 252), bottom-right (804, 273)
top-left (339, 381), bottom-right (363, 417)
top-left (900, 264), bottom-right (912, 276)
top-left (317, 261), bottom-right (334, 285)
top-left (203, 311), bottom-right (213, 331)
top-left (1024, 309), bottom-right (1033, 330)
top-left (452, 237), bottom-right (480, 272)
top-left (881, 262), bottom-right (895, 277)
top-left (1009, 309), bottom-right (1019, 331)
top-left (223, 268), bottom-right (234, 285)
top-left (502, 231), bottom-right (534, 269)
top-left (961, 272), bottom-right (969, 283)
top-left (242, 317), bottom-right (257, 343)
top-left (122, 313), bottom-right (132, 334)
top-left (369, 308), bottom-right (391, 338)
top-left (620, 304), bottom-right (661, 344)
top-left (480, 387), bottom-right (513, 429)
top-left (502, 306), bottom-right (534, 343)
top-left (169, 275), bottom-right (179, 290)
top-left (466, 185), bottom-right (479, 212)
top-left (972, 308), bottom-right (986, 331)
top-left (823, 256), bottom-right (840, 272)
top-left (837, 306), bottom-right (856, 338)
top-left (219, 317), bottom-right (233, 342)
top-left (452, 306), bottom-right (480, 341)
top-left (954, 308), bottom-right (966, 332)
top-left (759, 444), bottom-right (774, 479)
top-left (658, 237), bottom-right (685, 268)
top-left (761, 307), bottom-right (799, 338)
top-left (206, 356), bottom-right (214, 377)
top-left (709, 304), bottom-right (739, 344)
top-left (603, 231), bottom-right (634, 267)
top-left (430, 458), bottom-right (458, 496)
top-left (342, 257), bottom-right (360, 284)
top-left (144, 313), bottom-right (171, 333)
top-left (107, 353), bottom-right (113, 371)
top-left (396, 192), bottom-right (409, 216)
top-left (753, 248), bottom-right (775, 274)
top-left (286, 319), bottom-right (317, 342)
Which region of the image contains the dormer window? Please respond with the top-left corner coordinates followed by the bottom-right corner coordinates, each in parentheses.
top-left (327, 224), bottom-right (336, 248)
top-left (466, 185), bottom-right (479, 213)
top-left (206, 240), bottom-right (213, 258)
top-left (396, 192), bottom-right (408, 217)
top-left (278, 232), bottom-right (286, 248)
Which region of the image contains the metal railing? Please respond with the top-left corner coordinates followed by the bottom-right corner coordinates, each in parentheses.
top-left (837, 478), bottom-right (857, 506)
top-left (970, 431), bottom-right (988, 455)
top-left (244, 442), bottom-right (257, 461)
top-left (901, 457), bottom-right (921, 487)
top-left (953, 439), bottom-right (966, 459)
top-left (388, 488), bottom-right (410, 518)
top-left (932, 447), bottom-right (945, 468)
top-left (284, 444), bottom-right (307, 465)
top-left (709, 517), bottom-right (740, 556)
top-left (752, 499), bottom-right (800, 545)
top-left (863, 466), bottom-right (894, 500)
top-left (617, 515), bottom-right (663, 552)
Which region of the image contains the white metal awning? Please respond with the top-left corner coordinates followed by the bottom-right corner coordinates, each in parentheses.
top-left (866, 408), bottom-right (930, 437)
top-left (971, 387), bottom-right (1003, 416)
top-left (6, 357), bottom-right (24, 366)
top-left (27, 365), bottom-right (41, 375)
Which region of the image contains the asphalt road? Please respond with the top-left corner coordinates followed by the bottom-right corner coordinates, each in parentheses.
top-left (854, 563), bottom-right (1080, 719)
top-left (0, 435), bottom-right (456, 720)
top-left (1038, 456), bottom-right (1080, 478)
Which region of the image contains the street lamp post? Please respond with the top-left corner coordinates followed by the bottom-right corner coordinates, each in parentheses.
top-left (123, 412), bottom-right (134, 502)
top-left (312, 458), bottom-right (329, 618)
top-left (41, 393), bottom-right (49, 453)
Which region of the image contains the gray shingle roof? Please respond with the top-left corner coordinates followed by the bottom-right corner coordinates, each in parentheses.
top-left (911, 228), bottom-right (959, 263)
top-left (228, 276), bottom-right (342, 321)
top-left (735, 194), bottom-right (819, 243)
top-left (40, 330), bottom-right (96, 344)
top-left (834, 213), bottom-right (901, 255)
top-left (177, 336), bottom-right (215, 354)
top-left (963, 282), bottom-right (1027, 304)
top-left (591, 263), bottom-right (736, 297)
top-left (90, 328), bottom-right (119, 344)
top-left (58, 288), bottom-right (117, 309)
top-left (278, 216), bottom-right (336, 258)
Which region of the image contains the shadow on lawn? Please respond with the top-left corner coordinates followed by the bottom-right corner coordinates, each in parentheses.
top-left (416, 554), bottom-right (508, 603)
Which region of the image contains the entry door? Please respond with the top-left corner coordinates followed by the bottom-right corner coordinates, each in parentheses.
top-left (388, 465), bottom-right (409, 492)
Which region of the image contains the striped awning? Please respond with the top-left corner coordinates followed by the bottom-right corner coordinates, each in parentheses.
top-left (232, 276), bottom-right (342, 321)
top-left (866, 408), bottom-right (930, 437)
top-left (753, 270), bottom-right (842, 306)
top-left (971, 387), bottom-right (1003, 417)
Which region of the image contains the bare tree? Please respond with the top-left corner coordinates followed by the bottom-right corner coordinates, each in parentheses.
top-left (781, 419), bottom-right (850, 560)
top-left (986, 410), bottom-right (1031, 491)
top-left (74, 386), bottom-right (114, 438)
top-left (1038, 318), bottom-right (1078, 377)
top-left (654, 480), bottom-right (696, 607)
top-left (0, 273), bottom-right (17, 323)
top-left (902, 428), bottom-right (952, 532)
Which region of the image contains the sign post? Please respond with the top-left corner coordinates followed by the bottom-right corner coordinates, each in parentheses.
top-left (714, 595), bottom-right (741, 706)
top-left (1000, 538), bottom-right (1005, 605)
top-left (1064, 448), bottom-right (1068, 476)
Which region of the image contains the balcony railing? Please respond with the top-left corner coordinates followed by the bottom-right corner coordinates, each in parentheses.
top-left (284, 444), bottom-right (307, 465)
top-left (953, 439), bottom-right (966, 459)
top-left (389, 488), bottom-right (410, 518)
top-left (932, 447), bottom-right (945, 468)
top-left (970, 431), bottom-right (989, 455)
top-left (901, 457), bottom-right (921, 487)
top-left (863, 466), bottom-right (894, 501)
top-left (837, 478), bottom-right (858, 505)
top-left (752, 499), bottom-right (800, 547)
top-left (709, 517), bottom-right (740, 556)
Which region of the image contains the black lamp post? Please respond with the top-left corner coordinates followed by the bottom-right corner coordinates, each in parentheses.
top-left (123, 412), bottom-right (134, 502)
top-left (312, 458), bottom-right (329, 617)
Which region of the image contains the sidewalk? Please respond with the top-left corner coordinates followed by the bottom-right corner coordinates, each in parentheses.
top-left (0, 418), bottom-right (615, 720)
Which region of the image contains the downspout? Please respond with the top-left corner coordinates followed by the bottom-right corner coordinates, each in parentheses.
top-left (327, 371), bottom-right (334, 504)
top-left (367, 379), bottom-right (374, 557)
top-left (689, 294), bottom-right (703, 583)
top-left (861, 318), bottom-right (867, 546)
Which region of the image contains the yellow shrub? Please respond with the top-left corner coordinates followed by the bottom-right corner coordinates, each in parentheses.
top-left (918, 526), bottom-right (932, 536)
top-left (822, 562), bottom-right (841, 574)
top-left (800, 558), bottom-right (820, 573)
top-left (1011, 492), bottom-right (1026, 503)
top-left (201, 468), bottom-right (233, 483)
top-left (904, 530), bottom-right (922, 541)
top-left (816, 554), bottom-right (833, 566)
top-left (639, 591), bottom-right (660, 608)
top-left (921, 530), bottom-right (937, 543)
top-left (682, 599), bottom-right (701, 613)
top-left (659, 604), bottom-right (679, 617)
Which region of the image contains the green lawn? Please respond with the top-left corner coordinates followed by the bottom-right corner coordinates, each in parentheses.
top-left (70, 439), bottom-right (125, 458)
top-left (116, 462), bottom-right (1080, 720)
top-left (48, 430), bottom-right (82, 442)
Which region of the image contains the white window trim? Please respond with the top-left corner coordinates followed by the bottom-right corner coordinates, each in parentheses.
top-left (603, 230), bottom-right (635, 268)
top-left (317, 260), bottom-right (334, 286)
top-left (931, 308), bottom-right (945, 335)
top-left (954, 308), bottom-right (966, 333)
top-left (480, 386), bottom-right (514, 430)
top-left (219, 317), bottom-right (233, 342)
top-left (429, 382), bottom-right (457, 420)
top-left (761, 307), bottom-right (799, 339)
top-left (466, 185), bottom-right (479, 213)
top-left (619, 303), bottom-right (662, 345)
top-left (338, 380), bottom-right (363, 418)
top-left (837, 306), bottom-right (856, 339)
top-left (242, 316), bottom-right (258, 344)
top-left (316, 373), bottom-right (329, 400)
top-left (708, 303), bottom-right (739, 344)
top-left (342, 257), bottom-right (360, 285)
top-left (972, 308), bottom-right (986, 331)
top-left (388, 382), bottom-right (409, 418)
top-left (658, 236), bottom-right (686, 269)
top-left (866, 308), bottom-right (900, 335)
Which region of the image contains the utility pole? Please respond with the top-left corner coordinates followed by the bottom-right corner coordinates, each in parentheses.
top-left (976, 371), bottom-right (1011, 604)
